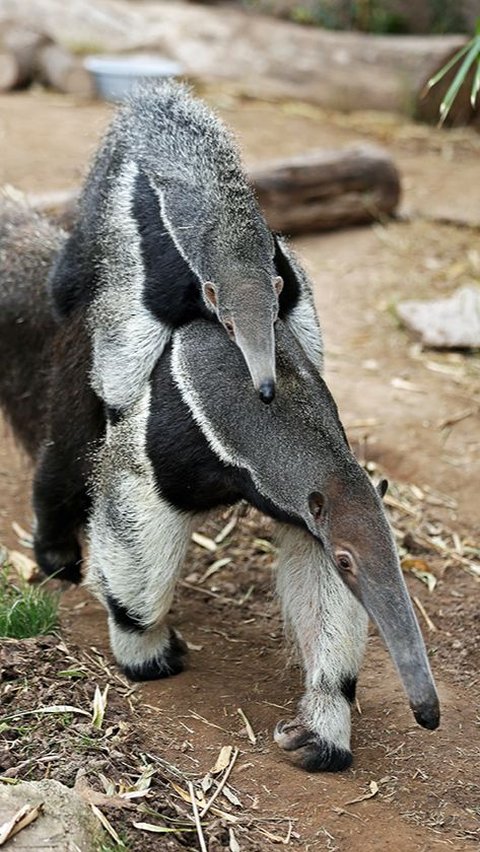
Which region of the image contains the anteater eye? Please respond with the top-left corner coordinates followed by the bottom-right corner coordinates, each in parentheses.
top-left (336, 552), bottom-right (353, 572)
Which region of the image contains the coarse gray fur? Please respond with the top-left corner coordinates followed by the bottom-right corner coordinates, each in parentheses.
top-left (0, 192), bottom-right (64, 456)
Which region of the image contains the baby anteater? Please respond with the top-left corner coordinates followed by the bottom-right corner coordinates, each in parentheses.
top-left (49, 80), bottom-right (322, 411)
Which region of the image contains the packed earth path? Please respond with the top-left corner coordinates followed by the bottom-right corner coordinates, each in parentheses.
top-left (0, 88), bottom-right (479, 851)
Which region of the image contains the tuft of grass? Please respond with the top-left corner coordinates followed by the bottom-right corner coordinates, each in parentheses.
top-left (0, 567), bottom-right (59, 639)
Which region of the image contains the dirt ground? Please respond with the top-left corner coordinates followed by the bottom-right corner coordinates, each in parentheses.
top-left (0, 86), bottom-right (479, 851)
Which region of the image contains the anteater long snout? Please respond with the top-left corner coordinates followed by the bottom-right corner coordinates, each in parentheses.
top-left (235, 322), bottom-right (277, 405)
top-left (356, 570), bottom-right (440, 730)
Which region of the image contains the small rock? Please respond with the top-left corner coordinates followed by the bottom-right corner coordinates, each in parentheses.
top-left (397, 285), bottom-right (480, 349)
top-left (0, 779), bottom-right (102, 851)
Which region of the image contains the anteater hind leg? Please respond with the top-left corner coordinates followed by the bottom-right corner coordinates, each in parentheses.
top-left (33, 442), bottom-right (88, 584)
top-left (86, 392), bottom-right (196, 681)
top-left (32, 320), bottom-right (103, 584)
top-left (274, 526), bottom-right (368, 772)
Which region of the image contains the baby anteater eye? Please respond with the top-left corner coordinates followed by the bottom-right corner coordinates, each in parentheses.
top-left (223, 320), bottom-right (235, 339)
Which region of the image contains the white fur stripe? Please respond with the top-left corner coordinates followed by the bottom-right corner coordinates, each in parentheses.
top-left (170, 334), bottom-right (243, 471)
top-left (89, 160), bottom-right (171, 410)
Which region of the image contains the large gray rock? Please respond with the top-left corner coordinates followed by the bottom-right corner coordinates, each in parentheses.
top-left (0, 780), bottom-right (102, 851)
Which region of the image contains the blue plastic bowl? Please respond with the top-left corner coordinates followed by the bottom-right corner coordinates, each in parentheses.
top-left (84, 54), bottom-right (182, 102)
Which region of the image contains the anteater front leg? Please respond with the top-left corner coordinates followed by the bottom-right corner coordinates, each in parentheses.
top-left (33, 441), bottom-right (87, 584)
top-left (86, 393), bottom-right (196, 681)
top-left (275, 526), bottom-right (368, 771)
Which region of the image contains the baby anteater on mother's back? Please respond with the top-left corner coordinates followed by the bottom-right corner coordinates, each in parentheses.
top-left (49, 81), bottom-right (323, 411)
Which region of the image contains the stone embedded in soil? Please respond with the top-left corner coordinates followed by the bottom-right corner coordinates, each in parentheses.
top-left (0, 779), bottom-right (102, 851)
top-left (397, 284), bottom-right (480, 348)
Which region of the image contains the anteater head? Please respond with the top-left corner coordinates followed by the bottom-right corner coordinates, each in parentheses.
top-left (202, 274), bottom-right (283, 404)
top-left (306, 471), bottom-right (440, 732)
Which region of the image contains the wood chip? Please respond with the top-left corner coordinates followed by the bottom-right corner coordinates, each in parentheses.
top-left (200, 748), bottom-right (239, 819)
top-left (188, 780), bottom-right (208, 852)
top-left (344, 780), bottom-right (379, 806)
top-left (211, 745), bottom-right (233, 775)
top-left (215, 515), bottom-right (238, 543)
top-left (90, 804), bottom-right (122, 845)
top-left (11, 522), bottom-right (33, 548)
top-left (8, 550), bottom-right (39, 582)
top-left (390, 377), bottom-right (425, 393)
top-left (192, 532), bottom-right (217, 552)
top-left (229, 827), bottom-right (241, 852)
top-left (237, 708), bottom-right (257, 744)
top-left (91, 684), bottom-right (109, 729)
top-left (222, 784), bottom-right (242, 807)
top-left (1, 705), bottom-right (90, 723)
top-left (413, 596), bottom-right (438, 632)
top-left (258, 820), bottom-right (294, 844)
top-left (438, 407), bottom-right (477, 429)
top-left (133, 821), bottom-right (194, 834)
top-left (199, 558), bottom-right (232, 584)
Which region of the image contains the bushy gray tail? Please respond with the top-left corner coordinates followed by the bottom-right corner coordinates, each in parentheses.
top-left (0, 193), bottom-right (65, 457)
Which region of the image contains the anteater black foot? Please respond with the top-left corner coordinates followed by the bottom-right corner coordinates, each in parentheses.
top-left (274, 718), bottom-right (352, 772)
top-left (34, 537), bottom-right (83, 584)
top-left (121, 628), bottom-right (188, 682)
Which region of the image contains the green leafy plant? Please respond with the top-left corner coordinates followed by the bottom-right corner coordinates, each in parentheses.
top-left (0, 567), bottom-right (59, 639)
top-left (427, 17), bottom-right (480, 124)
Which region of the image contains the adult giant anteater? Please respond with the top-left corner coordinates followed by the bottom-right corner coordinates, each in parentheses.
top-left (0, 198), bottom-right (439, 773)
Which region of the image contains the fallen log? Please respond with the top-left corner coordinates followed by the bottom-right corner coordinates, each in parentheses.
top-left (251, 144), bottom-right (401, 234)
top-left (0, 27), bottom-right (47, 90)
top-left (18, 143), bottom-right (400, 236)
top-left (37, 43), bottom-right (95, 97)
top-left (0, 0), bottom-right (476, 124)
top-left (0, 49), bottom-right (18, 91)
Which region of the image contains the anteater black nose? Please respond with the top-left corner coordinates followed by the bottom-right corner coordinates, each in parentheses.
top-left (412, 700), bottom-right (440, 730)
top-left (259, 381), bottom-right (275, 404)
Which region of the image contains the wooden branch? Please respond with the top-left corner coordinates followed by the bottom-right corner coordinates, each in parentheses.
top-left (251, 144), bottom-right (401, 234)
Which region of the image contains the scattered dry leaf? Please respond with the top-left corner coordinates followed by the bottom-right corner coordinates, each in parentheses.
top-left (1, 705), bottom-right (90, 723)
top-left (11, 522), bottom-right (33, 548)
top-left (8, 550), bottom-right (39, 582)
top-left (237, 708), bottom-right (257, 744)
top-left (0, 802), bottom-right (43, 845)
top-left (192, 532), bottom-right (217, 552)
top-left (229, 827), bottom-right (241, 852)
top-left (90, 804), bottom-right (122, 844)
top-left (211, 745), bottom-right (233, 775)
top-left (215, 516), bottom-right (238, 543)
top-left (344, 780), bottom-right (379, 806)
top-left (92, 684), bottom-right (109, 729)
top-left (133, 821), bottom-right (193, 834)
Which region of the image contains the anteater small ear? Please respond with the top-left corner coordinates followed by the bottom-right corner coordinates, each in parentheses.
top-left (308, 491), bottom-right (326, 522)
top-left (273, 275), bottom-right (284, 297)
top-left (203, 281), bottom-right (217, 309)
top-left (377, 478), bottom-right (388, 498)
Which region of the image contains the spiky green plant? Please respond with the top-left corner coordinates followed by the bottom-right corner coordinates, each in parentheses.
top-left (427, 17), bottom-right (480, 124)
